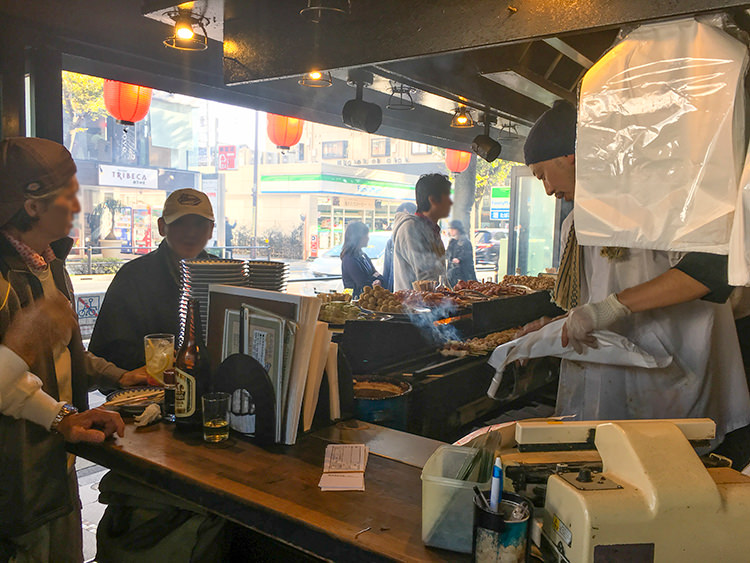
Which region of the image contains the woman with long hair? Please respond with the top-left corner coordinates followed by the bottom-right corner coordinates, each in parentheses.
top-left (341, 221), bottom-right (384, 297)
top-left (446, 220), bottom-right (476, 287)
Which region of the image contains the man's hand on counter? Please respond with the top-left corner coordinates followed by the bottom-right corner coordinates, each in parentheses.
top-left (118, 366), bottom-right (149, 387)
top-left (57, 407), bottom-right (125, 443)
top-left (3, 291), bottom-right (76, 366)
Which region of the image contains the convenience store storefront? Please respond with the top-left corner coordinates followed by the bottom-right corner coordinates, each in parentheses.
top-left (258, 164), bottom-right (420, 254)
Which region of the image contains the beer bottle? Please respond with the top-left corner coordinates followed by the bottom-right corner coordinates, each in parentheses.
top-left (175, 299), bottom-right (211, 431)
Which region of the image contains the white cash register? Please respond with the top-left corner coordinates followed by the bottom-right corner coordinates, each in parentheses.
top-left (503, 419), bottom-right (750, 563)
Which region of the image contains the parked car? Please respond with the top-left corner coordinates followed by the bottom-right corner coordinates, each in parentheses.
top-left (311, 231), bottom-right (390, 277)
top-left (474, 228), bottom-right (507, 265)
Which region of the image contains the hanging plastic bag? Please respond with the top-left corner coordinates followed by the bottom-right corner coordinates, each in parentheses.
top-left (575, 17), bottom-right (748, 254)
top-left (729, 145), bottom-right (750, 285)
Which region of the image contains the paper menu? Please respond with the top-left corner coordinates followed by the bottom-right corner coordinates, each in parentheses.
top-left (326, 342), bottom-right (340, 421)
top-left (302, 322), bottom-right (332, 432)
top-left (324, 444), bottom-right (368, 472)
top-left (319, 472), bottom-right (365, 492)
top-left (319, 444), bottom-right (368, 491)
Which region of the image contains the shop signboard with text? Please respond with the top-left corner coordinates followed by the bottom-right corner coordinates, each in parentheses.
top-left (99, 165), bottom-right (159, 189)
top-left (218, 145), bottom-right (237, 170)
top-left (490, 186), bottom-right (510, 221)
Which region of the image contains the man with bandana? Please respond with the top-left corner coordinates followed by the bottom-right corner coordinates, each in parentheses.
top-left (0, 137), bottom-right (136, 562)
top-left (519, 101), bottom-right (750, 459)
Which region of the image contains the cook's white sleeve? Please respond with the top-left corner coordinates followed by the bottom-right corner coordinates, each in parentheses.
top-left (0, 345), bottom-right (64, 430)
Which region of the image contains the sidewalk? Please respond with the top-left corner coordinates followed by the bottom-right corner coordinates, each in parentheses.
top-left (77, 391), bottom-right (108, 562)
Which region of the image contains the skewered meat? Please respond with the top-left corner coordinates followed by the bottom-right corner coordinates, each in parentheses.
top-left (501, 275), bottom-right (556, 291)
top-left (441, 328), bottom-right (521, 356)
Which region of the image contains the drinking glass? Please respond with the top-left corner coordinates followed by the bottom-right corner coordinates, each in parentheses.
top-left (144, 333), bottom-right (175, 386)
top-left (202, 392), bottom-right (230, 443)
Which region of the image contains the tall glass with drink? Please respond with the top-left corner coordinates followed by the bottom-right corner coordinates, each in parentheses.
top-left (144, 333), bottom-right (175, 385)
top-left (145, 333), bottom-right (176, 422)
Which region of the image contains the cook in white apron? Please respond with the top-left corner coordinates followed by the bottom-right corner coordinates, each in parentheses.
top-left (557, 215), bottom-right (750, 446)
top-left (521, 101), bottom-right (750, 447)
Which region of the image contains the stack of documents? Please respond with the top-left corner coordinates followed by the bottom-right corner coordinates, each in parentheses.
top-left (318, 444), bottom-right (369, 492)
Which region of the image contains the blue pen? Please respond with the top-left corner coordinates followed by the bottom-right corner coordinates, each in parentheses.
top-left (489, 457), bottom-right (502, 512)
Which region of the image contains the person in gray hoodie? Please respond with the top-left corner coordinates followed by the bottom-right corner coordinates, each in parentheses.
top-left (392, 174), bottom-right (453, 291)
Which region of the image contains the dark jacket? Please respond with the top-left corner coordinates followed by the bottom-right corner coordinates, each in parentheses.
top-left (89, 240), bottom-right (207, 371)
top-left (341, 252), bottom-right (384, 298)
top-left (0, 237), bottom-right (88, 537)
top-left (446, 235), bottom-right (477, 287)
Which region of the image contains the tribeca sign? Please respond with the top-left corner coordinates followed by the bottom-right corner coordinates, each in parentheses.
top-left (99, 165), bottom-right (159, 189)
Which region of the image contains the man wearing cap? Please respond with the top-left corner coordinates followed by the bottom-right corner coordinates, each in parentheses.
top-left (89, 188), bottom-right (214, 371)
top-left (517, 101), bottom-right (750, 457)
top-left (0, 137), bottom-right (134, 562)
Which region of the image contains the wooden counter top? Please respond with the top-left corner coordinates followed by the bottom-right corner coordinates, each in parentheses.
top-left (69, 422), bottom-right (470, 562)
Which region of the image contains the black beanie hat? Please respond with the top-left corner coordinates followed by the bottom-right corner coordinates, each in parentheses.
top-left (523, 100), bottom-right (577, 165)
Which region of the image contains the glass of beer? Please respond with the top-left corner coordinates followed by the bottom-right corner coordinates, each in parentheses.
top-left (144, 334), bottom-right (175, 386)
top-left (202, 392), bottom-right (230, 443)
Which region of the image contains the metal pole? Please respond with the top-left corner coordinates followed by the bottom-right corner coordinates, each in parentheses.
top-left (252, 110), bottom-right (260, 259)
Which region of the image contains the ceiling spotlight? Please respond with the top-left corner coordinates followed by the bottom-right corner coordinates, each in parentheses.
top-left (386, 82), bottom-right (416, 111)
top-left (343, 79), bottom-right (382, 133)
top-left (299, 70), bottom-right (333, 88)
top-left (472, 119), bottom-right (502, 163)
top-left (300, 0), bottom-right (351, 23)
top-left (450, 106), bottom-right (475, 128)
top-left (164, 8), bottom-right (209, 51)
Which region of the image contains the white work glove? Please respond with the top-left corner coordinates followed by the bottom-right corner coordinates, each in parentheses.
top-left (563, 293), bottom-right (631, 354)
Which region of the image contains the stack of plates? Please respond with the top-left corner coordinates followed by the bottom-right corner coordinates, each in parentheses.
top-left (246, 260), bottom-right (289, 292)
top-left (180, 259), bottom-right (247, 343)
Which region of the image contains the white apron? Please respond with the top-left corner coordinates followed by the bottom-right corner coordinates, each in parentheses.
top-left (556, 215), bottom-right (750, 445)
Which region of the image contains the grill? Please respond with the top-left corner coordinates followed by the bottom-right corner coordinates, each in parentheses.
top-left (338, 291), bottom-right (564, 441)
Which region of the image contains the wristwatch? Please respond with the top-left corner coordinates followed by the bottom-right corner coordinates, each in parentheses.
top-left (50, 403), bottom-right (78, 433)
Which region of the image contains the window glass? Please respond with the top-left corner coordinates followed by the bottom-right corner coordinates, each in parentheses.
top-left (371, 138), bottom-right (390, 157)
top-left (411, 142), bottom-right (432, 155)
top-left (61, 70), bottom-right (536, 324)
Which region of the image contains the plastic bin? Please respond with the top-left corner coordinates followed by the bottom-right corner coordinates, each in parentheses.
top-left (421, 445), bottom-right (491, 553)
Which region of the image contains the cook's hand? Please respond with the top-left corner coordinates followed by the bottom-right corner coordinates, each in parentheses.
top-left (119, 366), bottom-right (149, 387)
top-left (452, 258), bottom-right (460, 264)
top-left (3, 291), bottom-right (77, 366)
top-left (373, 279), bottom-right (382, 287)
top-left (562, 308), bottom-right (598, 353)
top-left (56, 407), bottom-right (125, 443)
top-left (562, 294), bottom-right (631, 354)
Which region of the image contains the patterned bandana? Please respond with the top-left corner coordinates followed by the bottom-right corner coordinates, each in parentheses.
top-left (551, 222), bottom-right (581, 311)
top-left (1, 230), bottom-right (56, 272)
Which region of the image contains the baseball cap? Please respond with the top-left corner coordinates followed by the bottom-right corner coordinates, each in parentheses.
top-left (161, 188), bottom-right (215, 225)
top-left (0, 137), bottom-right (77, 227)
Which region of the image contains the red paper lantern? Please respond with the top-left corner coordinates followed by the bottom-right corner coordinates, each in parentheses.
top-left (103, 80), bottom-right (153, 126)
top-left (267, 114), bottom-right (304, 150)
top-left (445, 149), bottom-right (471, 174)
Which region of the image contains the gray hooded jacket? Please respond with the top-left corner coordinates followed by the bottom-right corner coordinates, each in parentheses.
top-left (392, 212), bottom-right (446, 291)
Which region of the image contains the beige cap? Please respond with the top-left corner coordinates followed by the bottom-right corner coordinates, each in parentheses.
top-left (161, 188), bottom-right (215, 225)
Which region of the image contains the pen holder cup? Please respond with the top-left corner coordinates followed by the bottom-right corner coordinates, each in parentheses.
top-left (472, 491), bottom-right (531, 563)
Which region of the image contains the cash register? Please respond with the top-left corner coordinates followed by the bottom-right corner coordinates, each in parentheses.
top-left (500, 418), bottom-right (750, 562)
